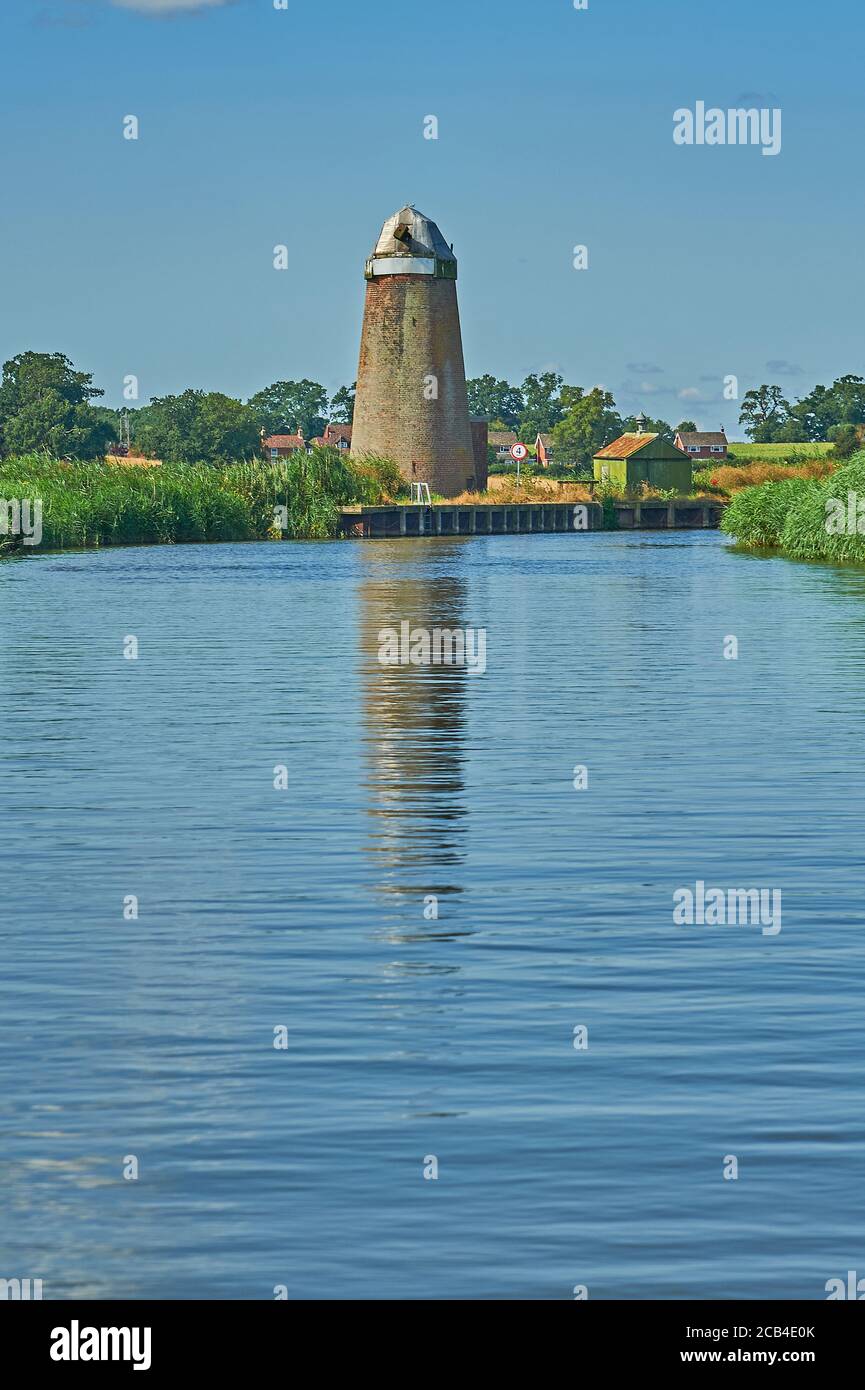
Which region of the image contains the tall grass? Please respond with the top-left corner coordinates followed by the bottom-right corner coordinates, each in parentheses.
top-left (0, 450), bottom-right (404, 550)
top-left (722, 450), bottom-right (865, 563)
top-left (695, 458), bottom-right (835, 496)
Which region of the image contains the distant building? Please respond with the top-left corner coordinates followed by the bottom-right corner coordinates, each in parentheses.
top-left (594, 418), bottom-right (691, 493)
top-left (674, 429), bottom-right (728, 460)
top-left (321, 423), bottom-right (352, 450)
top-left (264, 422), bottom-right (353, 456)
top-left (535, 433), bottom-right (555, 467)
top-left (489, 430), bottom-right (519, 462)
top-left (262, 429), bottom-right (306, 458)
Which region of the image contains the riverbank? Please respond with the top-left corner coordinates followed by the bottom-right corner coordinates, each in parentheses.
top-left (721, 451), bottom-right (865, 562)
top-left (0, 451), bottom-right (402, 549)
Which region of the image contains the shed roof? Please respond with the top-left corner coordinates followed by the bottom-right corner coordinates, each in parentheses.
top-left (595, 432), bottom-right (660, 460)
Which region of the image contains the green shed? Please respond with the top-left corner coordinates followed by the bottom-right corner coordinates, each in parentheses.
top-left (593, 422), bottom-right (692, 494)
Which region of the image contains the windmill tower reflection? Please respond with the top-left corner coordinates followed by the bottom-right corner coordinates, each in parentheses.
top-left (359, 541), bottom-right (469, 917)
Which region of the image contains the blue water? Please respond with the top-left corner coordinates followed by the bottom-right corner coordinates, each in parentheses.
top-left (1, 531), bottom-right (864, 1300)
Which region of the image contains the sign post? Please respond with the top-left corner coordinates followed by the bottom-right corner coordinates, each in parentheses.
top-left (510, 441), bottom-right (528, 483)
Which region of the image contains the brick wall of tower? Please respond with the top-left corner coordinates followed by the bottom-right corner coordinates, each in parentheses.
top-left (351, 274), bottom-right (476, 498)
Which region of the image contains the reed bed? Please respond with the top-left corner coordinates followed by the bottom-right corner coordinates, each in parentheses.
top-left (696, 458), bottom-right (836, 496)
top-left (722, 451), bottom-right (865, 563)
top-left (0, 450), bottom-right (403, 550)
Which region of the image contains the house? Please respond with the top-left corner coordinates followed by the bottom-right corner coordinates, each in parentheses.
top-left (263, 422), bottom-right (353, 457)
top-left (674, 429), bottom-right (728, 460)
top-left (535, 433), bottom-right (555, 467)
top-left (488, 430), bottom-right (519, 462)
top-left (321, 423), bottom-right (352, 451)
top-left (262, 429), bottom-right (306, 458)
top-left (594, 417), bottom-right (691, 493)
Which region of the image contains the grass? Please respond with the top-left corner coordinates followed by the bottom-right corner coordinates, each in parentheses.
top-left (722, 449), bottom-right (865, 563)
top-left (727, 441), bottom-right (835, 462)
top-left (452, 478), bottom-right (596, 505)
top-left (0, 450), bottom-right (405, 551)
top-left (695, 457), bottom-right (836, 496)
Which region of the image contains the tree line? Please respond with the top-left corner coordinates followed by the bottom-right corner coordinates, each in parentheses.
top-left (1, 351), bottom-right (861, 467)
top-left (0, 353), bottom-right (358, 464)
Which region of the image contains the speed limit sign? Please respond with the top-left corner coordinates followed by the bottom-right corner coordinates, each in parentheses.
top-left (510, 442), bottom-right (528, 462)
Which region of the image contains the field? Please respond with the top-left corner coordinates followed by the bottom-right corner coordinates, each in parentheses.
top-left (727, 441), bottom-right (835, 461)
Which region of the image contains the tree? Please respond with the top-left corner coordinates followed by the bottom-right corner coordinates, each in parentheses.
top-left (133, 390), bottom-right (260, 464)
top-left (465, 375), bottom-right (523, 428)
top-left (790, 375), bottom-right (865, 441)
top-left (329, 383), bottom-right (356, 424)
top-left (0, 350), bottom-right (115, 459)
top-left (551, 387), bottom-right (623, 469)
top-left (621, 414), bottom-right (674, 442)
top-left (246, 379), bottom-right (329, 438)
top-left (675, 419), bottom-right (697, 433)
top-left (518, 371), bottom-right (565, 441)
top-left (738, 385), bottom-right (790, 441)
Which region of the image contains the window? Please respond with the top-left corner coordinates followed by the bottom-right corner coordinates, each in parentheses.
top-left (710, 445), bottom-right (725, 453)
top-left (688, 445), bottom-right (699, 454)
top-left (270, 448), bottom-right (279, 458)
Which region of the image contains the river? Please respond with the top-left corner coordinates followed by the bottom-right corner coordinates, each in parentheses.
top-left (1, 531), bottom-right (863, 1298)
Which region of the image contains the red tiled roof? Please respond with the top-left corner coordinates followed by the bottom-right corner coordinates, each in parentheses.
top-left (594, 432), bottom-right (659, 460)
top-left (263, 434), bottom-right (304, 449)
top-left (324, 423), bottom-right (352, 442)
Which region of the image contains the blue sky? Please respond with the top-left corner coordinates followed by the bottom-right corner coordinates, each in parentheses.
top-left (0, 0), bottom-right (862, 431)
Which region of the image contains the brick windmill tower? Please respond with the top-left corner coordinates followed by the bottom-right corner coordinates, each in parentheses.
top-left (350, 205), bottom-right (476, 499)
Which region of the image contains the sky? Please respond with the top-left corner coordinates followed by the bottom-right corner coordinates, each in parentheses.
top-left (0, 0), bottom-right (862, 432)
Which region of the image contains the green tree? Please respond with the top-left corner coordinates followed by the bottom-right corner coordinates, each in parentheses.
top-left (518, 372), bottom-right (565, 441)
top-left (790, 375), bottom-right (865, 441)
top-left (329, 383), bottom-right (356, 424)
top-left (134, 390), bottom-right (260, 464)
top-left (739, 385), bottom-right (790, 441)
top-left (0, 350), bottom-right (115, 459)
top-left (246, 379), bottom-right (329, 438)
top-left (465, 375), bottom-right (523, 428)
top-left (551, 386), bottom-right (623, 469)
top-left (675, 419), bottom-right (697, 433)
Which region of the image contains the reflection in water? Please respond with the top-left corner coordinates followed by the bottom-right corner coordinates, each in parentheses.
top-left (359, 542), bottom-right (469, 924)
